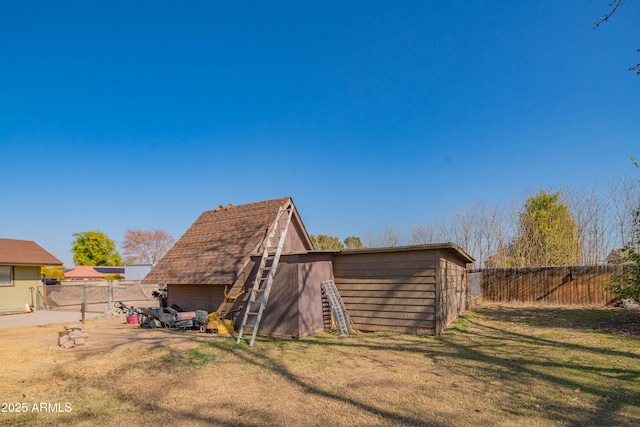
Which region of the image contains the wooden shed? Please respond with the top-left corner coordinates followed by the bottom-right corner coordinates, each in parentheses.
top-left (143, 197), bottom-right (474, 339)
top-left (333, 244), bottom-right (474, 335)
top-left (142, 197), bottom-right (329, 338)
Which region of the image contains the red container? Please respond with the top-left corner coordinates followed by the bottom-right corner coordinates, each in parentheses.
top-left (126, 315), bottom-right (139, 324)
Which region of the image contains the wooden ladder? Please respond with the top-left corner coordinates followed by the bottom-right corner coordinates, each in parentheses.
top-left (321, 280), bottom-right (352, 336)
top-left (236, 205), bottom-right (293, 346)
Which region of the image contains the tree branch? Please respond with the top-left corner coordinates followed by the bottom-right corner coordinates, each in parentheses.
top-left (593, 0), bottom-right (626, 29)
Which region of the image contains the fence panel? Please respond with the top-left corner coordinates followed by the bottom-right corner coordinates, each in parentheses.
top-left (475, 265), bottom-right (623, 306)
top-left (37, 281), bottom-right (161, 312)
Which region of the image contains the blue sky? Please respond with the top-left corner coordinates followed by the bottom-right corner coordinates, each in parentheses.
top-left (1, 1), bottom-right (638, 266)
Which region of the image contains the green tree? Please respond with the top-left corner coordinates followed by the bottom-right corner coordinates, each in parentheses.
top-left (510, 190), bottom-right (581, 267)
top-left (41, 266), bottom-right (66, 280)
top-left (309, 234), bottom-right (345, 250)
top-left (71, 231), bottom-right (122, 266)
top-left (343, 236), bottom-right (364, 249)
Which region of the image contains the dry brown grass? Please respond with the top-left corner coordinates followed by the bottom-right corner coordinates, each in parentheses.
top-left (1, 303), bottom-right (639, 426)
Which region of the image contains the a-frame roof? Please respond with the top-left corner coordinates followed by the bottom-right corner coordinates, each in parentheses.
top-left (143, 197), bottom-right (311, 285)
top-left (0, 238), bottom-right (63, 266)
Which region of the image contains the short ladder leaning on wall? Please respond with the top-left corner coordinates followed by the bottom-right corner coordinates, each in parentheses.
top-left (321, 280), bottom-right (353, 337)
top-left (237, 205), bottom-right (294, 346)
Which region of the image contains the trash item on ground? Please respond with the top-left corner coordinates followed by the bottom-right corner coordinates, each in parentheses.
top-left (114, 299), bottom-right (245, 333)
top-left (58, 325), bottom-right (89, 349)
top-left (115, 301), bottom-right (143, 317)
top-left (115, 301), bottom-right (204, 330)
top-left (620, 299), bottom-right (638, 309)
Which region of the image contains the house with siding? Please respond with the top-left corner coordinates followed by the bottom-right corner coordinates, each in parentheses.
top-left (0, 238), bottom-right (63, 313)
top-left (143, 197), bottom-right (474, 338)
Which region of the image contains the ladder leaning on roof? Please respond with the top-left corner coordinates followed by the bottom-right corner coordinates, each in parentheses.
top-left (236, 205), bottom-right (293, 346)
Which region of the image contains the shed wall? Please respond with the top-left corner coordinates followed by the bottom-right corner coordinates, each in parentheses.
top-left (167, 284), bottom-right (226, 312)
top-left (244, 253), bottom-right (331, 339)
top-left (333, 250), bottom-right (438, 334)
top-left (282, 215), bottom-right (311, 253)
top-left (437, 253), bottom-right (467, 333)
top-left (296, 254), bottom-right (332, 338)
top-left (254, 261), bottom-right (300, 338)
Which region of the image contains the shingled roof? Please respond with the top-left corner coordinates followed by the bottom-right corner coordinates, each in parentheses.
top-left (143, 197), bottom-right (303, 285)
top-left (0, 238), bottom-right (63, 266)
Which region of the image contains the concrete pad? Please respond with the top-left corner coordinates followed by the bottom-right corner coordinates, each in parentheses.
top-left (0, 310), bottom-right (102, 329)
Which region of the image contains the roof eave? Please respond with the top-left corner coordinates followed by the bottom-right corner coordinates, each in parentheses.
top-left (338, 243), bottom-right (475, 263)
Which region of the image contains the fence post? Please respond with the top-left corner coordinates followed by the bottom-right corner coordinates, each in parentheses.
top-left (82, 280), bottom-right (88, 322)
top-left (39, 285), bottom-right (48, 309)
top-left (107, 280), bottom-right (113, 311)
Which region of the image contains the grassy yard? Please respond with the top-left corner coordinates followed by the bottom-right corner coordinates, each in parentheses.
top-left (1, 303), bottom-right (639, 426)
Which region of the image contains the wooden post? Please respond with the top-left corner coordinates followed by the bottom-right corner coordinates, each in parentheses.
top-left (81, 303), bottom-right (85, 324)
top-left (107, 280), bottom-right (113, 311)
top-left (40, 286), bottom-right (48, 308)
top-left (82, 280), bottom-right (87, 323)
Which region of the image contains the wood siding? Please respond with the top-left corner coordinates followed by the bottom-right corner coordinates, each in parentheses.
top-left (477, 266), bottom-right (621, 305)
top-left (243, 253), bottom-right (332, 339)
top-left (437, 253), bottom-right (467, 333)
top-left (253, 261), bottom-right (299, 338)
top-left (296, 255), bottom-right (332, 338)
top-left (167, 284), bottom-right (226, 312)
top-left (282, 213), bottom-right (313, 253)
top-left (333, 250), bottom-right (438, 334)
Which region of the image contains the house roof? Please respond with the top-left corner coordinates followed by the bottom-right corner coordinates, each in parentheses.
top-left (64, 266), bottom-right (125, 279)
top-left (143, 197), bottom-right (301, 285)
top-left (0, 238), bottom-right (63, 266)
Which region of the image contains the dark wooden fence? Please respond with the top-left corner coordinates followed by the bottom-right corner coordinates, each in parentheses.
top-left (474, 265), bottom-right (623, 306)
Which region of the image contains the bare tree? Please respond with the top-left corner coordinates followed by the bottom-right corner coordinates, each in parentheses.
top-left (450, 205), bottom-right (477, 257)
top-left (475, 201), bottom-right (511, 268)
top-left (379, 224), bottom-right (402, 247)
top-left (360, 174), bottom-right (640, 268)
top-left (594, 0), bottom-right (627, 29)
top-left (406, 202), bottom-right (513, 268)
top-left (409, 221), bottom-right (436, 245)
top-left (609, 177), bottom-right (640, 249)
top-left (563, 186), bottom-right (613, 265)
top-left (122, 229), bottom-right (176, 266)
top-left (364, 230), bottom-right (379, 248)
top-left (594, 0), bottom-right (639, 75)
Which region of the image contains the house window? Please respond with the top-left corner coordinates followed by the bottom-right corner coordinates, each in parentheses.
top-left (0, 266), bottom-right (12, 286)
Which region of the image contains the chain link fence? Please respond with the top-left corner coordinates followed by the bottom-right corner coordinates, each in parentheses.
top-left (37, 280), bottom-right (162, 313)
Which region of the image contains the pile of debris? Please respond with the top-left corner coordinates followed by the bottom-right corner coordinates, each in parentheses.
top-left (58, 325), bottom-right (89, 349)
